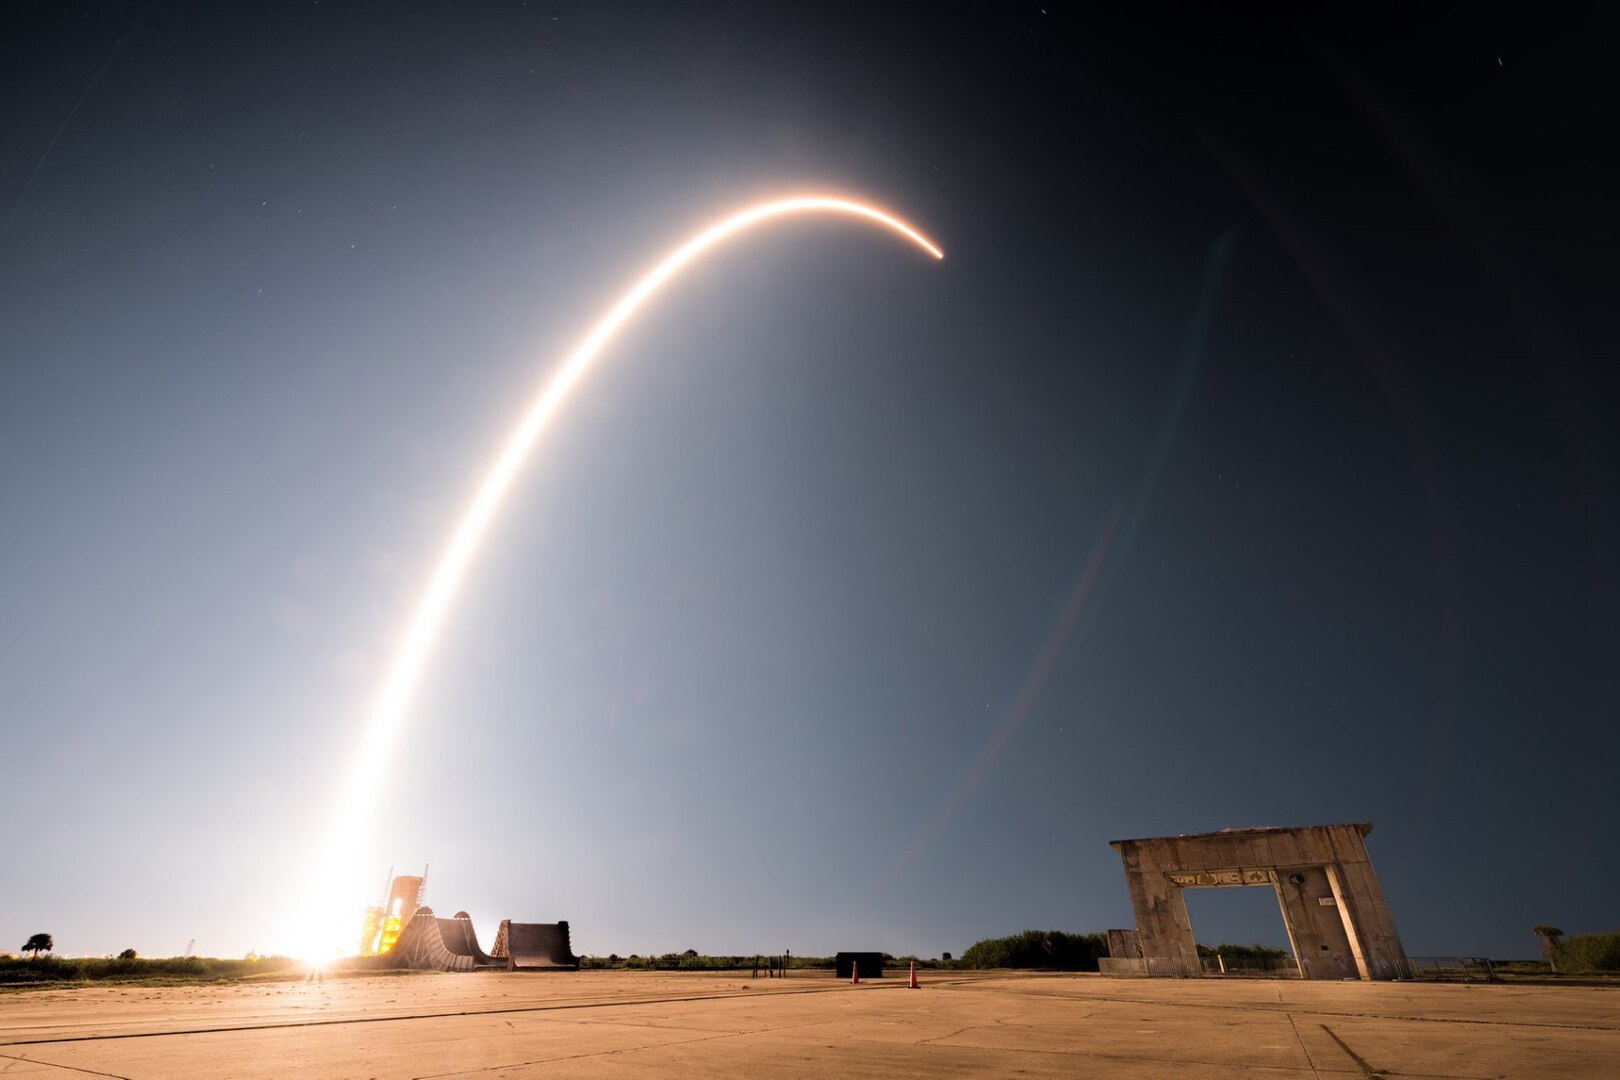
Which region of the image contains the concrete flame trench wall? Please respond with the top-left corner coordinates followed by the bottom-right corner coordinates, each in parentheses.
top-left (1109, 823), bottom-right (1408, 981)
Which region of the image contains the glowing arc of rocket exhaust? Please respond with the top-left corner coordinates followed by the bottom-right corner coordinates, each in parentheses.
top-left (298, 197), bottom-right (942, 957)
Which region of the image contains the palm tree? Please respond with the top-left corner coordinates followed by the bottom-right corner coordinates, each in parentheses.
top-left (1532, 925), bottom-right (1564, 972)
top-left (22, 933), bottom-right (52, 958)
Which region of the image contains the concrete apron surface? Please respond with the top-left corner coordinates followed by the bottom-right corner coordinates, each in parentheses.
top-left (2, 970), bottom-right (1617, 1078)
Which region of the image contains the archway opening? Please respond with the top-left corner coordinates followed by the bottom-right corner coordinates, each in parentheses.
top-left (1181, 884), bottom-right (1298, 976)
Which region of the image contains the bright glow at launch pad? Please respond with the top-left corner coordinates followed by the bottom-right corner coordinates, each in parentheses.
top-left (287, 196), bottom-right (943, 959)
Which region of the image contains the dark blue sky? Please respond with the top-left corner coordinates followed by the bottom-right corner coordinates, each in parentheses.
top-left (2, 3), bottom-right (1615, 961)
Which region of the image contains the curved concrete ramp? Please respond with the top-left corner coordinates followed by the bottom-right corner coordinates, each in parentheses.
top-left (387, 907), bottom-right (500, 972)
top-left (490, 920), bottom-right (578, 970)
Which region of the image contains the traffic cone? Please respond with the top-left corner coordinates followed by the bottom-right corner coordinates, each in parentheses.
top-left (851, 959), bottom-right (860, 984)
top-left (908, 961), bottom-right (919, 989)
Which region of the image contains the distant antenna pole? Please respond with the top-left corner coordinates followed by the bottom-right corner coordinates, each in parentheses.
top-left (380, 864), bottom-right (394, 907)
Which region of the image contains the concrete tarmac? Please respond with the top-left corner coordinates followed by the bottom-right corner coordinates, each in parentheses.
top-left (2, 970), bottom-right (1617, 1077)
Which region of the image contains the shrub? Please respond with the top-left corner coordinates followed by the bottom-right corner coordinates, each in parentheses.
top-left (0, 954), bottom-right (300, 986)
top-left (1196, 942), bottom-right (1289, 960)
top-left (1555, 932), bottom-right (1620, 973)
top-left (958, 930), bottom-right (1107, 971)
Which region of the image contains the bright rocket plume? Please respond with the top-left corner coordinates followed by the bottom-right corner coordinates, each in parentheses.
top-left (288, 196), bottom-right (942, 959)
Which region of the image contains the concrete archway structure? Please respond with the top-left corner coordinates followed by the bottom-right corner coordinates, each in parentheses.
top-left (1109, 823), bottom-right (1409, 980)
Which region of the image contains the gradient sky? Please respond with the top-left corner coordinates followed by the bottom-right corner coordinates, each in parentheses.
top-left (2, 3), bottom-right (1615, 962)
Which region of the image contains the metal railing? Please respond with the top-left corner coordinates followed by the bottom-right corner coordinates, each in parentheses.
top-left (1404, 956), bottom-right (1500, 981)
top-left (1099, 955), bottom-right (1301, 978)
top-left (1200, 955), bottom-right (1300, 977)
top-left (1101, 953), bottom-right (1553, 982)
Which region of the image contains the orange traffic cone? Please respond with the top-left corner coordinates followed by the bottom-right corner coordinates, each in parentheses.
top-left (908, 961), bottom-right (919, 989)
top-left (851, 959), bottom-right (860, 984)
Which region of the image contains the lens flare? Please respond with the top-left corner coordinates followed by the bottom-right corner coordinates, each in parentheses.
top-left (286, 196), bottom-right (943, 959)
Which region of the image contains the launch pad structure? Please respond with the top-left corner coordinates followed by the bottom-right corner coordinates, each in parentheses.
top-left (1108, 823), bottom-right (1409, 980)
top-left (358, 867), bottom-right (427, 958)
top-left (357, 871), bottom-right (577, 972)
top-left (385, 909), bottom-right (579, 971)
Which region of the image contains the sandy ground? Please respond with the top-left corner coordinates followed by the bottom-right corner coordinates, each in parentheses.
top-left (2, 970), bottom-right (1617, 1078)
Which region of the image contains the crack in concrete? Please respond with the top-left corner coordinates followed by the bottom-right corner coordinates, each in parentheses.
top-left (409, 1029), bottom-right (746, 1079)
top-left (1320, 1024), bottom-right (1380, 1077)
top-left (408, 1015), bottom-right (840, 1079)
top-left (0, 1053), bottom-right (132, 1080)
top-left (929, 985), bottom-right (1620, 1033)
top-left (1286, 1013), bottom-right (1323, 1079)
top-left (0, 982), bottom-right (909, 1049)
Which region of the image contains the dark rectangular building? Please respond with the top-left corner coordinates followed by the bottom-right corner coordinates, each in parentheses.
top-left (834, 952), bottom-right (884, 979)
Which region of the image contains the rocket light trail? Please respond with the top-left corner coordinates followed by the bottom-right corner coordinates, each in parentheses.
top-left (289, 196), bottom-right (943, 959)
